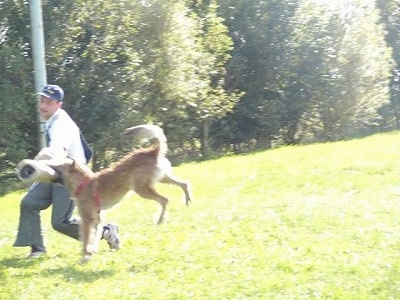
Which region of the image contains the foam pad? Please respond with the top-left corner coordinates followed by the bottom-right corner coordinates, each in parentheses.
top-left (16, 159), bottom-right (61, 184)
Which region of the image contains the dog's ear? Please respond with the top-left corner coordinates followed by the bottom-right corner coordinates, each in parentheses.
top-left (64, 157), bottom-right (75, 168)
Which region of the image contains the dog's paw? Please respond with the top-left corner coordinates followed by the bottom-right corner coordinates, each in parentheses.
top-left (80, 254), bottom-right (93, 265)
top-left (154, 212), bottom-right (168, 225)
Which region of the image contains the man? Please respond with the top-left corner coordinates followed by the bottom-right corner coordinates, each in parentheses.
top-left (14, 84), bottom-right (120, 258)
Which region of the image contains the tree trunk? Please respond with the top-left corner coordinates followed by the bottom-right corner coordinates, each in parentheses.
top-left (201, 118), bottom-right (210, 159)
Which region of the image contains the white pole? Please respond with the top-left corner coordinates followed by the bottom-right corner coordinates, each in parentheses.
top-left (29, 0), bottom-right (47, 149)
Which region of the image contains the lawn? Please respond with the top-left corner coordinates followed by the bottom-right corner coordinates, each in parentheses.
top-left (1, 132), bottom-right (400, 299)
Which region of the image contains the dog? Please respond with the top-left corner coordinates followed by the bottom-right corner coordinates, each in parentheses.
top-left (50, 124), bottom-right (192, 261)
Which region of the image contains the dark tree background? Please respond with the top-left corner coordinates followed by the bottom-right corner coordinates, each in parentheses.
top-left (0, 0), bottom-right (397, 194)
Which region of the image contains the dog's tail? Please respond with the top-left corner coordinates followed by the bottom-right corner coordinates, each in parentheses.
top-left (121, 124), bottom-right (167, 156)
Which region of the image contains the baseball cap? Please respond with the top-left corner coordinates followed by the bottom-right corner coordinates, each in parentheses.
top-left (38, 84), bottom-right (64, 102)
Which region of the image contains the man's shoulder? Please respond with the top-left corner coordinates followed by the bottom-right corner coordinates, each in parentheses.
top-left (52, 109), bottom-right (79, 130)
top-left (55, 109), bottom-right (76, 123)
top-left (57, 108), bottom-right (72, 118)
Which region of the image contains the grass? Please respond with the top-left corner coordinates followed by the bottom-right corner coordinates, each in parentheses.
top-left (2, 132), bottom-right (400, 299)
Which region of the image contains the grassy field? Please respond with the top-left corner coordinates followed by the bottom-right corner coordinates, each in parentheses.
top-left (2, 132), bottom-right (400, 299)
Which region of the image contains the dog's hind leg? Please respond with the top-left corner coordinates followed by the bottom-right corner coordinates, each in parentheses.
top-left (160, 175), bottom-right (192, 206)
top-left (136, 185), bottom-right (168, 224)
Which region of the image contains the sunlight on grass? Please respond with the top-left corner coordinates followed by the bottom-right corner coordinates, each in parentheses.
top-left (2, 132), bottom-right (400, 298)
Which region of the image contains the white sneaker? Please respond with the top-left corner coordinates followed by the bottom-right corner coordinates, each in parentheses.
top-left (102, 223), bottom-right (121, 250)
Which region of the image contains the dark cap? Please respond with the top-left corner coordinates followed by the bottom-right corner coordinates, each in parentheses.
top-left (38, 84), bottom-right (64, 102)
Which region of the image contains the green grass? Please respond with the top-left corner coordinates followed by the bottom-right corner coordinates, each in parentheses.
top-left (2, 132), bottom-right (400, 299)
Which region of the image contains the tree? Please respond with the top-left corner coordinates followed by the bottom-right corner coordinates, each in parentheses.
top-left (292, 0), bottom-right (392, 140)
top-left (217, 0), bottom-right (300, 149)
top-left (376, 0), bottom-right (400, 130)
top-left (127, 0), bottom-right (240, 159)
top-left (0, 0), bottom-right (37, 194)
top-left (185, 0), bottom-right (242, 158)
top-left (218, 0), bottom-right (392, 148)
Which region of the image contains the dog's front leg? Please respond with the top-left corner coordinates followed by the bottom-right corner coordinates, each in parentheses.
top-left (80, 217), bottom-right (93, 263)
top-left (92, 211), bottom-right (103, 254)
top-left (83, 212), bottom-right (102, 261)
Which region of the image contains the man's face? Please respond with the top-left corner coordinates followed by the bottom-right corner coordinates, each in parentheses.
top-left (39, 96), bottom-right (62, 120)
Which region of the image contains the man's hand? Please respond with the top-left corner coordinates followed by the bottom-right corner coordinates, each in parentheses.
top-left (34, 147), bottom-right (56, 160)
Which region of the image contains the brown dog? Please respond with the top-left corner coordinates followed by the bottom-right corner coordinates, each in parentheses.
top-left (51, 124), bottom-right (192, 261)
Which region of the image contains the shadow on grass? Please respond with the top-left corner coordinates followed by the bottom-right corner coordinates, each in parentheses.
top-left (1, 256), bottom-right (39, 269)
top-left (0, 256), bottom-right (117, 282)
top-left (50, 265), bottom-right (117, 282)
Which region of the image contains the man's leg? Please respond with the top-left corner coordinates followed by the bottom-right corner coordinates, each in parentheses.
top-left (14, 182), bottom-right (52, 248)
top-left (51, 184), bottom-right (80, 240)
top-left (51, 184), bottom-right (121, 250)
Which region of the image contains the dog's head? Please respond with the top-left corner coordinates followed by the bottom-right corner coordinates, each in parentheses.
top-left (49, 158), bottom-right (93, 187)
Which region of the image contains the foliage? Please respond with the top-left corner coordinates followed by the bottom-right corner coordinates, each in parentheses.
top-left (0, 0), bottom-right (236, 174)
top-left (218, 0), bottom-right (393, 148)
top-left (216, 0), bottom-right (300, 149)
top-left (2, 133), bottom-right (400, 298)
top-left (0, 1), bottom-right (37, 194)
top-left (288, 0), bottom-right (392, 141)
top-left (1, 0), bottom-right (400, 190)
top-left (376, 0), bottom-right (400, 129)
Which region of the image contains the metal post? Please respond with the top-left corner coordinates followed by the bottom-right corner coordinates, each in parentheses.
top-left (29, 0), bottom-right (47, 149)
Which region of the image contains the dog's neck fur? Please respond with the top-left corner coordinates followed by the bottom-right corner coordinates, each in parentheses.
top-left (71, 173), bottom-right (101, 209)
top-left (75, 176), bottom-right (91, 196)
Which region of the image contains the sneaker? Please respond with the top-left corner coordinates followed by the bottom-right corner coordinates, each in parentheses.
top-left (27, 246), bottom-right (46, 259)
top-left (102, 223), bottom-right (120, 250)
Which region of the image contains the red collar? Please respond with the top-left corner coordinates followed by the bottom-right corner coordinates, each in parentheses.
top-left (75, 177), bottom-right (91, 196)
top-left (75, 177), bottom-right (101, 209)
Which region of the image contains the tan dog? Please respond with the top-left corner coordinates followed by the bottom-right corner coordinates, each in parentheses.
top-left (51, 124), bottom-right (192, 261)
